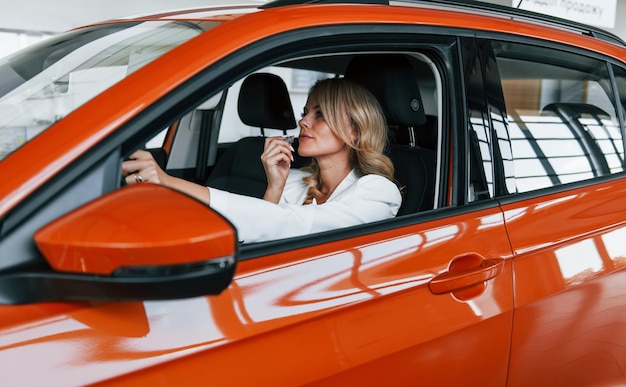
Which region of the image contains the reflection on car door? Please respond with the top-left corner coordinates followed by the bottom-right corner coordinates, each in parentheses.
top-left (197, 208), bottom-right (515, 385)
top-left (0, 210), bottom-right (515, 386)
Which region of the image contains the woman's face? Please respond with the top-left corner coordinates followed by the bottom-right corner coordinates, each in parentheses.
top-left (297, 93), bottom-right (352, 162)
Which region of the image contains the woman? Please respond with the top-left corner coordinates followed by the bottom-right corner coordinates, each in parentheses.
top-left (122, 78), bottom-right (401, 242)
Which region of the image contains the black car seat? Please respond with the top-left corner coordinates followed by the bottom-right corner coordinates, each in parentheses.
top-left (206, 72), bottom-right (297, 198)
top-left (344, 54), bottom-right (437, 215)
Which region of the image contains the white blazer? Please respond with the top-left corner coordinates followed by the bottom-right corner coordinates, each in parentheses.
top-left (208, 169), bottom-right (402, 243)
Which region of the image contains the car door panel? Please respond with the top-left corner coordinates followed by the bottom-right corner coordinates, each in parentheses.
top-left (503, 180), bottom-right (626, 386)
top-left (479, 33), bottom-right (626, 386)
top-left (0, 208), bottom-right (513, 386)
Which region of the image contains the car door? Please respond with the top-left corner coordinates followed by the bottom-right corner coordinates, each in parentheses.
top-left (484, 38), bottom-right (626, 386)
top-left (0, 16), bottom-right (515, 387)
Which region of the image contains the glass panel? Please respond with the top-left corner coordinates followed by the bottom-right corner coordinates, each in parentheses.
top-left (493, 41), bottom-right (624, 193)
top-left (0, 21), bottom-right (219, 161)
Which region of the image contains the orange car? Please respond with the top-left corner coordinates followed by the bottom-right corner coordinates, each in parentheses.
top-left (0, 0), bottom-right (625, 385)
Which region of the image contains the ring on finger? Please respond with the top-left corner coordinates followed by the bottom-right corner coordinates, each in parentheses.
top-left (135, 174), bottom-right (143, 183)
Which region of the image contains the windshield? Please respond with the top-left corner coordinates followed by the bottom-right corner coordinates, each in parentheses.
top-left (0, 20), bottom-right (218, 160)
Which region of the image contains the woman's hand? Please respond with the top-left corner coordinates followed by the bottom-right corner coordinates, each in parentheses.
top-left (261, 136), bottom-right (294, 203)
top-left (122, 150), bottom-right (171, 187)
top-left (121, 149), bottom-right (211, 205)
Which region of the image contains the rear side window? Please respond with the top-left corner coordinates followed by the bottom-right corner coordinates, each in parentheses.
top-left (493, 41), bottom-right (624, 193)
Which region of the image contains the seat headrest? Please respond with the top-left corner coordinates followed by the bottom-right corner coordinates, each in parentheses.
top-left (237, 72), bottom-right (297, 130)
top-left (344, 55), bottom-right (426, 127)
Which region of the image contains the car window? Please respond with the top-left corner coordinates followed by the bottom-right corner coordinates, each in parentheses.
top-left (157, 66), bottom-right (333, 172)
top-left (0, 21), bottom-right (219, 161)
top-left (492, 41), bottom-right (624, 193)
top-left (160, 50), bottom-right (443, 243)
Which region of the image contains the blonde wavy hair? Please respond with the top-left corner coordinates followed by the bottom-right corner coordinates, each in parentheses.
top-left (301, 77), bottom-right (394, 203)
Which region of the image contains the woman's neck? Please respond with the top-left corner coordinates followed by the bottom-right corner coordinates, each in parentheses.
top-left (313, 146), bottom-right (353, 200)
top-left (318, 162), bottom-right (352, 196)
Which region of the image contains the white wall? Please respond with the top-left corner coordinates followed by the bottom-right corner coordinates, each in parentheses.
top-left (0, 0), bottom-right (261, 33)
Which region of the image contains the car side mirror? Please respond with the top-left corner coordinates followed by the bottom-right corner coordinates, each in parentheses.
top-left (1, 184), bottom-right (238, 304)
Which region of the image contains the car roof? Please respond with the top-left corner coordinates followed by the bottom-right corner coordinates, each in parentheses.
top-left (100, 0), bottom-right (624, 48)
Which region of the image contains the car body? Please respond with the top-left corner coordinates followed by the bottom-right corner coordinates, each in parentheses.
top-left (0, 0), bottom-right (625, 385)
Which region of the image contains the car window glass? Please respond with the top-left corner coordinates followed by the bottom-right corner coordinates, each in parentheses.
top-left (493, 41), bottom-right (624, 193)
top-left (0, 21), bottom-right (218, 161)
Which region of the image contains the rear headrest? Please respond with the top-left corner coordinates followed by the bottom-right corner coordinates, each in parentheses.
top-left (542, 102), bottom-right (610, 118)
top-left (237, 72), bottom-right (297, 131)
top-left (344, 55), bottom-right (426, 127)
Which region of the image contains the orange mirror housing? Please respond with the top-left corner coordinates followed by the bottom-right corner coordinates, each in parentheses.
top-left (34, 184), bottom-right (237, 275)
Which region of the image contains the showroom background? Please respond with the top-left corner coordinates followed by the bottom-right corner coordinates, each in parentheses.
top-left (0, 0), bottom-right (624, 58)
